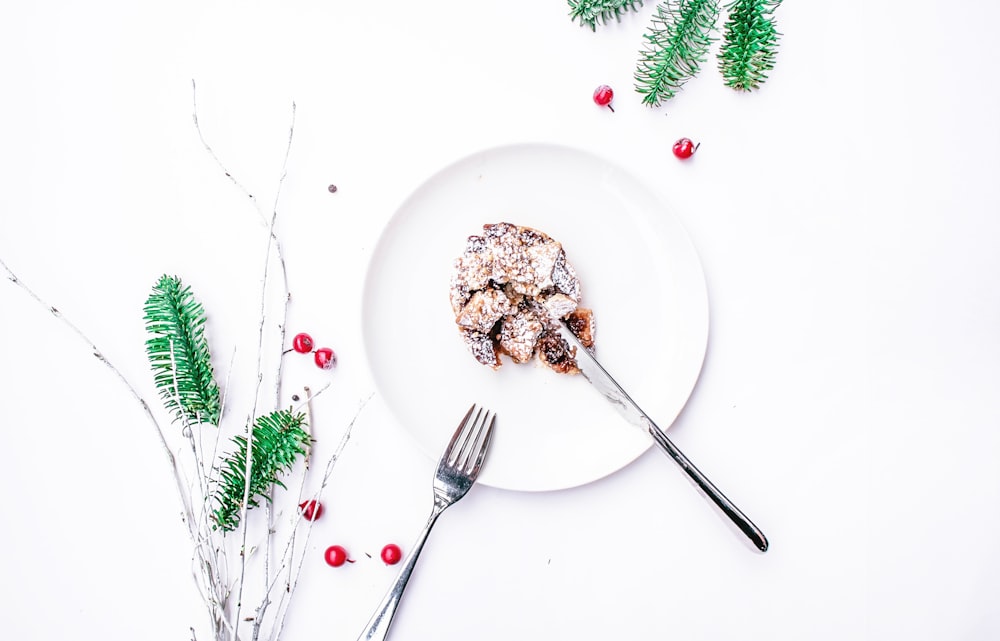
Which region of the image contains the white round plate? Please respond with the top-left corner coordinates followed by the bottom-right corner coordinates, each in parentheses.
top-left (361, 143), bottom-right (708, 492)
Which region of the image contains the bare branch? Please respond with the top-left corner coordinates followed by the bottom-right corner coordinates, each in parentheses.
top-left (0, 256), bottom-right (227, 639)
top-left (270, 393), bottom-right (373, 641)
top-left (0, 257), bottom-right (196, 528)
top-left (190, 79), bottom-right (295, 411)
top-left (191, 81), bottom-right (299, 641)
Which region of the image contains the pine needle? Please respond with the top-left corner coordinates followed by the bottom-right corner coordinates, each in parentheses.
top-left (718, 0), bottom-right (781, 91)
top-left (144, 275), bottom-right (221, 427)
top-left (569, 0), bottom-right (644, 31)
top-left (634, 0), bottom-right (720, 106)
top-left (212, 409), bottom-right (311, 532)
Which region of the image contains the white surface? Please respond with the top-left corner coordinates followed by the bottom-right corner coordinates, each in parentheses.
top-left (362, 143), bottom-right (708, 491)
top-left (2, 2), bottom-right (1000, 641)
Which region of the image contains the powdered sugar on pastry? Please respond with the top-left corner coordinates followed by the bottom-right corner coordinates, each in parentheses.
top-left (449, 222), bottom-right (595, 373)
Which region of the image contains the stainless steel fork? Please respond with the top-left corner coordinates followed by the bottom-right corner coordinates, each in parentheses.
top-left (355, 404), bottom-right (497, 641)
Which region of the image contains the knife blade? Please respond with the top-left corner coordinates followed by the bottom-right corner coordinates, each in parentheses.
top-left (553, 321), bottom-right (769, 553)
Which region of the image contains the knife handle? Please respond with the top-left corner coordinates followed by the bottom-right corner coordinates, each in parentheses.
top-left (644, 420), bottom-right (769, 552)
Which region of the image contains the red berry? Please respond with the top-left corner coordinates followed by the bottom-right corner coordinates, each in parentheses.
top-left (292, 332), bottom-right (314, 354)
top-left (298, 500), bottom-right (323, 521)
top-left (593, 85), bottom-right (615, 112)
top-left (324, 545), bottom-right (353, 567)
top-left (314, 347), bottom-right (337, 370)
top-left (672, 138), bottom-right (700, 159)
top-left (380, 543), bottom-right (402, 565)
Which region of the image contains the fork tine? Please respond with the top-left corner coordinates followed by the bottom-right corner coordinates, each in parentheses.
top-left (453, 406), bottom-right (485, 469)
top-left (440, 404), bottom-right (496, 479)
top-left (445, 404), bottom-right (477, 465)
top-left (455, 408), bottom-right (493, 474)
top-left (466, 412), bottom-right (495, 477)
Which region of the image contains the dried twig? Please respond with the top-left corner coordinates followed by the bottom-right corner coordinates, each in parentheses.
top-left (270, 393), bottom-right (374, 641)
top-left (190, 79), bottom-right (295, 411)
top-left (0, 257), bottom-right (231, 636)
top-left (191, 80), bottom-right (303, 641)
top-left (3, 84), bottom-right (360, 641)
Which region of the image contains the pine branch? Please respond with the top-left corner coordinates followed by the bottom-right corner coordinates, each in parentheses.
top-left (144, 275), bottom-right (221, 427)
top-left (634, 0), bottom-right (720, 106)
top-left (3, 258), bottom-right (233, 635)
top-left (212, 409), bottom-right (311, 532)
top-left (568, 0), bottom-right (644, 31)
top-left (718, 0), bottom-right (781, 91)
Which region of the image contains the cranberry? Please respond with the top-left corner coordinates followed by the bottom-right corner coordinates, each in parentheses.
top-left (593, 85), bottom-right (615, 112)
top-left (324, 545), bottom-right (353, 567)
top-left (672, 138), bottom-right (700, 159)
top-left (314, 347), bottom-right (337, 370)
top-left (380, 543), bottom-right (402, 565)
top-left (328, 184), bottom-right (338, 193)
top-left (298, 500), bottom-right (323, 521)
top-left (292, 332), bottom-right (314, 354)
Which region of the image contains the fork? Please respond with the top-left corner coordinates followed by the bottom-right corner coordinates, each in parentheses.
top-left (355, 404), bottom-right (497, 641)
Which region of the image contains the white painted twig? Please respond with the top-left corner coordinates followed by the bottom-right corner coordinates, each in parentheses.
top-left (0, 257), bottom-right (228, 637)
top-left (191, 83), bottom-right (298, 641)
top-left (270, 393), bottom-right (374, 641)
top-left (190, 79), bottom-right (295, 412)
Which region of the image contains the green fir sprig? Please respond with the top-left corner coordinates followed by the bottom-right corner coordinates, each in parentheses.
top-left (212, 409), bottom-right (311, 532)
top-left (718, 0), bottom-right (781, 90)
top-left (569, 0), bottom-right (644, 31)
top-left (144, 275), bottom-right (221, 427)
top-left (634, 0), bottom-right (720, 107)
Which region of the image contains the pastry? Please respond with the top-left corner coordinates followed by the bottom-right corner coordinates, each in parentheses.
top-left (450, 222), bottom-right (595, 373)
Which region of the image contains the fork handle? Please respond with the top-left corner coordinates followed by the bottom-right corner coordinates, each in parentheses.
top-left (356, 507), bottom-right (443, 641)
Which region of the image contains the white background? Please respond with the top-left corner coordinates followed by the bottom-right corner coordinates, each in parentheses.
top-left (2, 1), bottom-right (999, 640)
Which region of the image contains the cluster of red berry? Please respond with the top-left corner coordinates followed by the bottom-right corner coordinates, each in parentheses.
top-left (592, 84), bottom-right (700, 160)
top-left (323, 543), bottom-right (402, 567)
top-left (298, 500), bottom-right (403, 567)
top-left (291, 332), bottom-right (337, 370)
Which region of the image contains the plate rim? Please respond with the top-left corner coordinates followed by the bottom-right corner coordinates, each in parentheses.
top-left (360, 141), bottom-right (710, 491)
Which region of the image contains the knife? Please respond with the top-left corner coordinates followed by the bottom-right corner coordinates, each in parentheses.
top-left (553, 321), bottom-right (769, 553)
